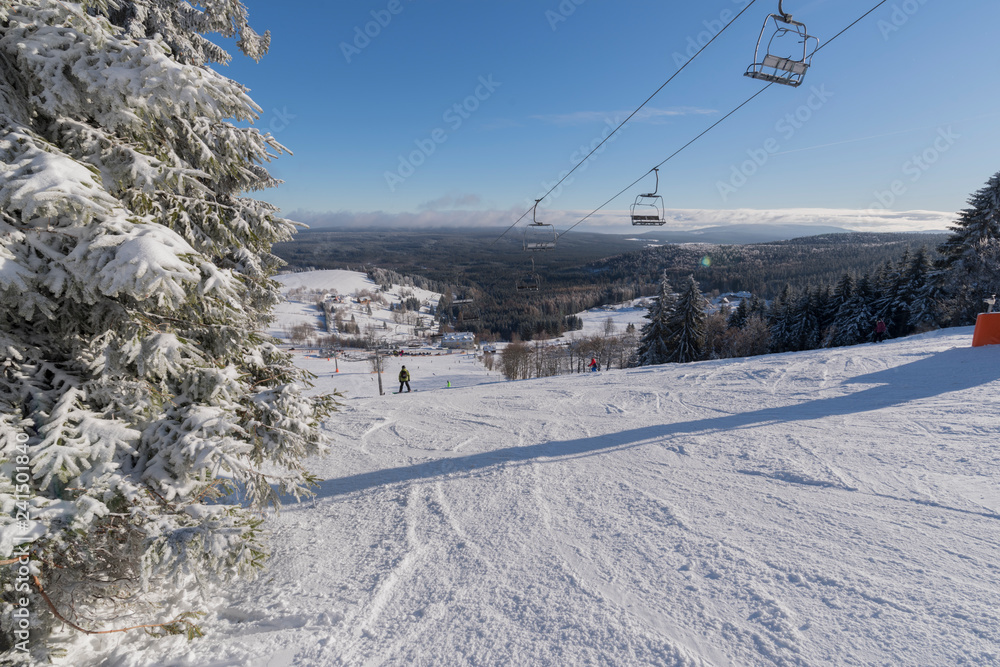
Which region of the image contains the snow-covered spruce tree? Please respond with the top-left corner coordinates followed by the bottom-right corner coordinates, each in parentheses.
top-left (786, 288), bottom-right (820, 352)
top-left (834, 274), bottom-right (876, 346)
top-left (936, 171), bottom-right (1000, 325)
top-left (663, 275), bottom-right (708, 364)
top-left (746, 293), bottom-right (767, 323)
top-left (767, 284), bottom-right (795, 353)
top-left (873, 257), bottom-right (903, 336)
top-left (906, 247), bottom-right (944, 332)
top-left (0, 0), bottom-right (335, 656)
top-left (726, 298), bottom-right (749, 330)
top-left (633, 273), bottom-right (676, 366)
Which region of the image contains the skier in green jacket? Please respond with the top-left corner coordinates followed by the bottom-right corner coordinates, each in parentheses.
top-left (398, 365), bottom-right (411, 393)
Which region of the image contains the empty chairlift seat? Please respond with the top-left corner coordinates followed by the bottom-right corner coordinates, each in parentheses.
top-left (750, 54), bottom-right (809, 84)
top-left (523, 199), bottom-right (557, 251)
top-left (630, 167), bottom-right (666, 226)
top-left (516, 256), bottom-right (541, 291)
top-left (523, 226), bottom-right (557, 250)
top-left (745, 4), bottom-right (819, 88)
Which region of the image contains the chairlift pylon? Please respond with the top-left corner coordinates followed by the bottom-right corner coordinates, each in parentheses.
top-left (630, 167), bottom-right (666, 226)
top-left (523, 199), bottom-right (557, 251)
top-left (745, 1), bottom-right (819, 88)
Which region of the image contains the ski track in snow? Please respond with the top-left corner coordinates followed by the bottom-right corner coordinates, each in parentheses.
top-left (87, 327), bottom-right (1000, 667)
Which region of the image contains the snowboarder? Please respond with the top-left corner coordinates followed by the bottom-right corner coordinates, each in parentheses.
top-left (875, 320), bottom-right (887, 343)
top-left (589, 357), bottom-right (598, 373)
top-left (398, 365), bottom-right (411, 393)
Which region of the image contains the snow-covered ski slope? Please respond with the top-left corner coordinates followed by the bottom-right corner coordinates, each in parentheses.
top-left (93, 327), bottom-right (1000, 666)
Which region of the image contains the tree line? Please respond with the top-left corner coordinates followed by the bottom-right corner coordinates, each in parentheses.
top-left (277, 228), bottom-right (945, 347)
top-left (497, 169), bottom-right (1000, 376)
top-left (633, 172), bottom-right (1000, 367)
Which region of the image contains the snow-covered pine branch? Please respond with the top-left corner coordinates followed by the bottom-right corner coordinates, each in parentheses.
top-left (0, 1), bottom-right (335, 659)
top-left (936, 170), bottom-right (1000, 325)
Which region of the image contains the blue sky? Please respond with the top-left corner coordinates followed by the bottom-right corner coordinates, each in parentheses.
top-left (216, 1), bottom-right (1000, 233)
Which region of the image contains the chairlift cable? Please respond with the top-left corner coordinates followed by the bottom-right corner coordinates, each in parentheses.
top-left (557, 0), bottom-right (891, 240)
top-left (488, 0), bottom-right (761, 247)
top-left (559, 85), bottom-right (773, 238)
top-left (813, 0), bottom-right (887, 55)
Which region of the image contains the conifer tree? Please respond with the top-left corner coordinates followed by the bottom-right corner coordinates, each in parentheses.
top-left (0, 0), bottom-right (335, 654)
top-left (664, 275), bottom-right (708, 363)
top-left (788, 288), bottom-right (820, 352)
top-left (814, 285), bottom-right (835, 344)
top-left (634, 273), bottom-right (676, 366)
top-left (874, 254), bottom-right (908, 338)
top-left (905, 247), bottom-right (941, 332)
top-left (937, 171), bottom-right (1000, 324)
top-left (830, 273), bottom-right (855, 315)
top-left (834, 274), bottom-right (876, 346)
top-left (747, 294), bottom-right (768, 322)
top-left (727, 298), bottom-right (749, 330)
top-left (768, 284), bottom-right (795, 353)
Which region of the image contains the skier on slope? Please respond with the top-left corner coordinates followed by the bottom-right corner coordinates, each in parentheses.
top-left (874, 319), bottom-right (888, 343)
top-left (398, 365), bottom-right (411, 393)
top-left (589, 357), bottom-right (598, 373)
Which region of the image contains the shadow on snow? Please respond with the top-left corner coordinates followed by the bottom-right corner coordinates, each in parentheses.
top-left (310, 346), bottom-right (1000, 501)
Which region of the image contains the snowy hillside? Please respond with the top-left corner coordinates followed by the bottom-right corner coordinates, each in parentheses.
top-left (566, 293), bottom-right (744, 342)
top-left (566, 299), bottom-right (649, 340)
top-left (74, 322), bottom-right (1000, 665)
top-left (270, 270), bottom-right (441, 345)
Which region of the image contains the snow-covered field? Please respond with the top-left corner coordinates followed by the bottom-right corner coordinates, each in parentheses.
top-left (269, 270), bottom-right (441, 345)
top-left (567, 293), bottom-right (745, 342)
top-left (566, 300), bottom-right (649, 341)
top-left (76, 312), bottom-right (1000, 666)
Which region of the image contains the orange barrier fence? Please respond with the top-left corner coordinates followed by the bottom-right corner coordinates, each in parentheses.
top-left (971, 313), bottom-right (1000, 347)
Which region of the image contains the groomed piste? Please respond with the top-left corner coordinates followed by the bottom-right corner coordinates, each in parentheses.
top-left (81, 320), bottom-right (1000, 666)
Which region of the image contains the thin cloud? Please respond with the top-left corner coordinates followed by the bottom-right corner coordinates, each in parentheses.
top-left (417, 194), bottom-right (484, 211)
top-left (532, 106), bottom-right (717, 126)
top-left (285, 208), bottom-right (523, 230)
top-left (286, 207), bottom-right (954, 235)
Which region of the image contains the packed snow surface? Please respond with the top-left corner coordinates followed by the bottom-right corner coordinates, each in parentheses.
top-left (79, 316), bottom-right (999, 665)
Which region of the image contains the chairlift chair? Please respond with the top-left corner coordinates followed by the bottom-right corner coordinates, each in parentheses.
top-left (745, 1), bottom-right (819, 88)
top-left (524, 199), bottom-right (557, 251)
top-left (630, 167), bottom-right (666, 226)
top-left (455, 303), bottom-right (482, 326)
top-left (516, 257), bottom-right (541, 292)
top-left (516, 275), bottom-right (541, 292)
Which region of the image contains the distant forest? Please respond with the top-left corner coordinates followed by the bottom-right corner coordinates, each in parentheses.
top-left (274, 228), bottom-right (948, 341)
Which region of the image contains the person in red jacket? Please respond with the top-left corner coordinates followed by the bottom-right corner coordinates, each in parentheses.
top-left (589, 357), bottom-right (598, 372)
top-left (874, 320), bottom-right (888, 343)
